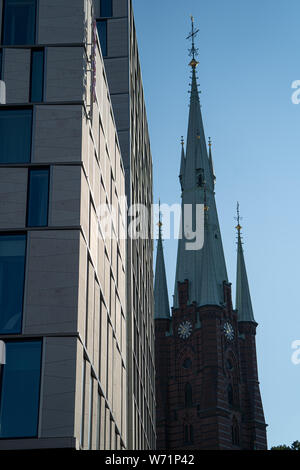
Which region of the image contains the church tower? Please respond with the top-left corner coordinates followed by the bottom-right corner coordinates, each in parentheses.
top-left (154, 18), bottom-right (267, 450)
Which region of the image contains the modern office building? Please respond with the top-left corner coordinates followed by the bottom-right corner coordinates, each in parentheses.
top-left (94, 0), bottom-right (155, 450)
top-left (0, 0), bottom-right (128, 450)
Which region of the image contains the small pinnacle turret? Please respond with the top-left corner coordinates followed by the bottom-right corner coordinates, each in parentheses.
top-left (179, 136), bottom-right (186, 189)
top-left (208, 137), bottom-right (216, 185)
top-left (235, 203), bottom-right (256, 322)
top-left (154, 202), bottom-right (170, 319)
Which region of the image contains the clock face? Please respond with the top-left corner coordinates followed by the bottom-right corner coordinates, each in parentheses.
top-left (223, 322), bottom-right (234, 341)
top-left (178, 321), bottom-right (193, 339)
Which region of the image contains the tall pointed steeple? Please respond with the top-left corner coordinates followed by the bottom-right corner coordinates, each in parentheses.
top-left (154, 202), bottom-right (170, 319)
top-left (155, 21), bottom-right (267, 451)
top-left (174, 18), bottom-right (228, 308)
top-left (235, 203), bottom-right (256, 322)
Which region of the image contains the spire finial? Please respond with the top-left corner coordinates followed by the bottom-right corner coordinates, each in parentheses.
top-left (186, 16), bottom-right (199, 68)
top-left (208, 137), bottom-right (212, 148)
top-left (181, 136), bottom-right (184, 147)
top-left (235, 201), bottom-right (243, 236)
top-left (158, 199), bottom-right (163, 238)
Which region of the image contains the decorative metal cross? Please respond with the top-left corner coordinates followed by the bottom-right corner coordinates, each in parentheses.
top-left (186, 16), bottom-right (199, 61)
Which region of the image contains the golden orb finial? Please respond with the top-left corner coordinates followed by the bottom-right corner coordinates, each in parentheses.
top-left (189, 58), bottom-right (199, 68)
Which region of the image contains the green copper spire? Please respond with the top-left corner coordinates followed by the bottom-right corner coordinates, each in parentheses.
top-left (154, 202), bottom-right (170, 319)
top-left (173, 18), bottom-right (228, 308)
top-left (235, 203), bottom-right (256, 322)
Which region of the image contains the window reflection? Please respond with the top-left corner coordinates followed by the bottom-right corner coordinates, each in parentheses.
top-left (27, 169), bottom-right (49, 227)
top-left (0, 341), bottom-right (42, 438)
top-left (97, 20), bottom-right (107, 57)
top-left (0, 234), bottom-right (26, 334)
top-left (0, 108), bottom-right (32, 164)
top-left (100, 0), bottom-right (113, 18)
top-left (30, 49), bottom-right (44, 102)
top-left (2, 0), bottom-right (37, 45)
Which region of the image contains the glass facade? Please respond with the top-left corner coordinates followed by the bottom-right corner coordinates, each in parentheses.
top-left (30, 49), bottom-right (44, 102)
top-left (0, 234), bottom-right (26, 334)
top-left (27, 168), bottom-right (49, 227)
top-left (100, 0), bottom-right (112, 17)
top-left (0, 340), bottom-right (42, 438)
top-left (0, 49), bottom-right (2, 79)
top-left (0, 108), bottom-right (32, 163)
top-left (2, 0), bottom-right (36, 45)
top-left (96, 20), bottom-right (107, 57)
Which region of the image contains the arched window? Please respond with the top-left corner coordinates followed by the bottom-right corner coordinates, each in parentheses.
top-left (182, 358), bottom-right (192, 369)
top-left (190, 425), bottom-right (194, 444)
top-left (184, 425), bottom-right (189, 443)
top-left (184, 424), bottom-right (194, 444)
top-left (228, 384), bottom-right (233, 407)
top-left (232, 419), bottom-right (240, 446)
top-left (185, 383), bottom-right (192, 407)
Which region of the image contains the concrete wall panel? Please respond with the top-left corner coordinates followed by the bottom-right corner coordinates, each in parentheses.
top-left (104, 58), bottom-right (128, 94)
top-left (40, 336), bottom-right (77, 438)
top-left (112, 0), bottom-right (128, 17)
top-left (38, 0), bottom-right (85, 44)
top-left (33, 105), bottom-right (82, 163)
top-left (46, 47), bottom-right (84, 102)
top-left (3, 49), bottom-right (30, 103)
top-left (107, 18), bottom-right (128, 58)
top-left (24, 230), bottom-right (80, 334)
top-left (50, 165), bottom-right (81, 227)
top-left (0, 168), bottom-right (27, 228)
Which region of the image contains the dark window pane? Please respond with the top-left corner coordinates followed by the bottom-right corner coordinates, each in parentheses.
top-left (27, 169), bottom-right (49, 227)
top-left (183, 358), bottom-right (192, 369)
top-left (0, 341), bottom-right (42, 438)
top-left (184, 425), bottom-right (189, 443)
top-left (96, 20), bottom-right (107, 57)
top-left (0, 108), bottom-right (32, 163)
top-left (30, 49), bottom-right (44, 102)
top-left (0, 50), bottom-right (2, 79)
top-left (0, 234), bottom-right (26, 334)
top-left (100, 0), bottom-right (112, 17)
top-left (228, 384), bottom-right (233, 406)
top-left (190, 425), bottom-right (194, 443)
top-left (2, 0), bottom-right (36, 45)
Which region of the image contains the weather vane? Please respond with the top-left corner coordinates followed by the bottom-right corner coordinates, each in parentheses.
top-left (235, 202), bottom-right (243, 235)
top-left (186, 15), bottom-right (199, 67)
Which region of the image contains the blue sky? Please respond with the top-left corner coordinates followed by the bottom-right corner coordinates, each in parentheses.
top-left (133, 0), bottom-right (300, 448)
